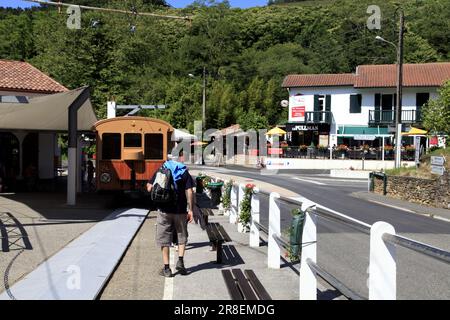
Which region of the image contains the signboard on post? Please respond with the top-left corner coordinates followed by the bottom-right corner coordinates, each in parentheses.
top-left (431, 156), bottom-right (445, 176)
top-left (290, 95), bottom-right (306, 122)
top-left (431, 156), bottom-right (445, 166)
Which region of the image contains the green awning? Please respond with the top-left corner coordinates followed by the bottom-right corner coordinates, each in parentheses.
top-left (338, 126), bottom-right (389, 135)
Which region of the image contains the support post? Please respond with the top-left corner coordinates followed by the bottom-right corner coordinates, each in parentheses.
top-left (67, 86), bottom-right (90, 206)
top-left (299, 210), bottom-right (317, 300)
top-left (107, 101), bottom-right (116, 119)
top-left (237, 183), bottom-right (245, 230)
top-left (268, 192), bottom-right (281, 269)
top-left (230, 184), bottom-right (238, 224)
top-left (369, 221), bottom-right (397, 300)
top-left (250, 187), bottom-right (260, 247)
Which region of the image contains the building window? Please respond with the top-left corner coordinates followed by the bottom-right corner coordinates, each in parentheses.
top-left (416, 93), bottom-right (429, 107)
top-left (350, 94), bottom-right (362, 113)
top-left (0, 96), bottom-right (29, 103)
top-left (145, 134), bottom-right (163, 160)
top-left (124, 133), bottom-right (142, 148)
top-left (102, 133), bottom-right (121, 160)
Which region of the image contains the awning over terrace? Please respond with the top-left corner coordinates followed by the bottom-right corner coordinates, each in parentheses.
top-left (337, 126), bottom-right (390, 136)
top-left (0, 87), bottom-right (97, 131)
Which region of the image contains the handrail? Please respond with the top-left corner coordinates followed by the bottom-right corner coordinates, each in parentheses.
top-left (383, 233), bottom-right (450, 265)
top-left (275, 196), bottom-right (371, 234)
top-left (272, 234), bottom-right (289, 252)
top-left (254, 221), bottom-right (268, 235)
top-left (306, 259), bottom-right (366, 300)
top-left (312, 207), bottom-right (372, 235)
top-left (275, 196), bottom-right (303, 208)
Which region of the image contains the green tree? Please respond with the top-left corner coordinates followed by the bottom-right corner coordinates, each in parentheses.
top-left (422, 80), bottom-right (450, 135)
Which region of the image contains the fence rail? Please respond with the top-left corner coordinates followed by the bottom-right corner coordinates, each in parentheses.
top-left (306, 258), bottom-right (366, 301)
top-left (383, 233), bottom-right (450, 265)
top-left (212, 177), bottom-right (450, 300)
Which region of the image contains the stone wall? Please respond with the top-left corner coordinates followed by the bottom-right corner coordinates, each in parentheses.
top-left (373, 171), bottom-right (450, 209)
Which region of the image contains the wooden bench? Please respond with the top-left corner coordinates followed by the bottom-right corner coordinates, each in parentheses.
top-left (199, 207), bottom-right (214, 225)
top-left (205, 222), bottom-right (231, 263)
top-left (222, 269), bottom-right (272, 300)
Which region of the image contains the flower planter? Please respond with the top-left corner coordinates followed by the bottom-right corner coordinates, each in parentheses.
top-left (207, 182), bottom-right (224, 207)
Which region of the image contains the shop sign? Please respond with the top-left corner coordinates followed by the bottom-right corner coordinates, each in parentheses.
top-left (354, 135), bottom-right (376, 141)
top-left (290, 125), bottom-right (318, 131)
top-left (290, 95), bottom-right (306, 122)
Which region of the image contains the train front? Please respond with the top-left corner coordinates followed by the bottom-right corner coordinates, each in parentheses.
top-left (93, 117), bottom-right (174, 193)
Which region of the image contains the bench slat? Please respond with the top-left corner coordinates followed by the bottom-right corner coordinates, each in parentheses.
top-left (222, 270), bottom-right (243, 300)
top-left (244, 270), bottom-right (272, 300)
top-left (205, 223), bottom-right (219, 242)
top-left (231, 269), bottom-right (258, 300)
top-left (217, 225), bottom-right (232, 242)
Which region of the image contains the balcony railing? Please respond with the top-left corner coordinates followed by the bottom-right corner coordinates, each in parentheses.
top-left (301, 111), bottom-right (332, 124)
top-left (369, 110), bottom-right (421, 125)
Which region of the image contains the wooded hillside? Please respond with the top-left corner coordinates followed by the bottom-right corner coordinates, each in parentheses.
top-left (0, 0), bottom-right (448, 131)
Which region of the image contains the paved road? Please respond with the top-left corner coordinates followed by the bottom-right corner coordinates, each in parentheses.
top-left (192, 165), bottom-right (450, 300)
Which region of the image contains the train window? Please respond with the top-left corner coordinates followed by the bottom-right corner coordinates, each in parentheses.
top-left (145, 134), bottom-right (163, 160)
top-left (102, 133), bottom-right (121, 160)
top-left (124, 133), bottom-right (142, 148)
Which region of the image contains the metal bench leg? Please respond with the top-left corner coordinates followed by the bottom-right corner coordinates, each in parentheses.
top-left (216, 241), bottom-right (223, 264)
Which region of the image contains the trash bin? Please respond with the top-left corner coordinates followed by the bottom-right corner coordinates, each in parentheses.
top-left (196, 176), bottom-right (205, 194)
top-left (207, 182), bottom-right (224, 207)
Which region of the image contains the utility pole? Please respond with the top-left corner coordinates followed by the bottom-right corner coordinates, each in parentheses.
top-left (395, 10), bottom-right (404, 169)
top-left (202, 66), bottom-right (207, 129)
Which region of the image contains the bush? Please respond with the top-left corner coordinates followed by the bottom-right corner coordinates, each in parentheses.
top-left (239, 184), bottom-right (255, 227)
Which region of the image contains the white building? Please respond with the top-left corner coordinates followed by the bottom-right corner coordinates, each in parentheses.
top-left (282, 63), bottom-right (450, 148)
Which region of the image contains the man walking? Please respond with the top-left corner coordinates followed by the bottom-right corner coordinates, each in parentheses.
top-left (147, 160), bottom-right (194, 277)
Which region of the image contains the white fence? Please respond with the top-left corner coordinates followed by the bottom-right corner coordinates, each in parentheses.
top-left (218, 180), bottom-right (450, 300)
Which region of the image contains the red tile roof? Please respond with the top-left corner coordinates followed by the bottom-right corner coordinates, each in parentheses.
top-left (355, 63), bottom-right (450, 88)
top-left (282, 74), bottom-right (355, 88)
top-left (283, 63), bottom-right (450, 89)
top-left (0, 60), bottom-right (68, 94)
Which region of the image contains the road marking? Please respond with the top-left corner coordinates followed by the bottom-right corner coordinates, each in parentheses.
top-left (366, 199), bottom-right (416, 213)
top-left (162, 247), bottom-right (175, 300)
top-left (291, 177), bottom-right (326, 185)
top-left (433, 215), bottom-right (450, 223)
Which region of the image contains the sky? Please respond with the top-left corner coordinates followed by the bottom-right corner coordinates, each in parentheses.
top-left (0, 0), bottom-right (268, 9)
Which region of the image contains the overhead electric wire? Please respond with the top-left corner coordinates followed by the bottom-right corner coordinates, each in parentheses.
top-left (23, 0), bottom-right (192, 21)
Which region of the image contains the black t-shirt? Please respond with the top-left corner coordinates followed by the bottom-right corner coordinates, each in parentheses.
top-left (149, 170), bottom-right (194, 214)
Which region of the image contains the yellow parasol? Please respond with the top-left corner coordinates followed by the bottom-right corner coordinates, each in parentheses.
top-left (266, 127), bottom-right (287, 136)
top-left (402, 127), bottom-right (428, 136)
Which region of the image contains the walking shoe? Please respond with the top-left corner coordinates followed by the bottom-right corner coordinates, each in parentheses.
top-left (176, 260), bottom-right (187, 275)
top-left (159, 267), bottom-right (173, 278)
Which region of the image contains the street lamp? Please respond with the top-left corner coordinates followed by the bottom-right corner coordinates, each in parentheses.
top-left (188, 67), bottom-right (207, 129)
top-left (375, 10), bottom-right (404, 169)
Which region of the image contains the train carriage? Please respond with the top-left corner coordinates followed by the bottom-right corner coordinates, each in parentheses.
top-left (93, 117), bottom-right (174, 192)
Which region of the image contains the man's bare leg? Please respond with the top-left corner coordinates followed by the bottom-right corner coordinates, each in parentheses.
top-left (162, 246), bottom-right (170, 265)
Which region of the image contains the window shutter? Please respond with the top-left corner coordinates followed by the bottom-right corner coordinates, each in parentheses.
top-left (350, 94), bottom-right (362, 113)
top-left (313, 95), bottom-right (320, 122)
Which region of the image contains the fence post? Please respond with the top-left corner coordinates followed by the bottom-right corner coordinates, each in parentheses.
top-left (268, 192), bottom-right (281, 269)
top-left (299, 209), bottom-right (317, 300)
top-left (230, 184), bottom-right (238, 224)
top-left (250, 187), bottom-right (260, 247)
top-left (369, 221), bottom-right (396, 300)
top-left (237, 183), bottom-right (245, 229)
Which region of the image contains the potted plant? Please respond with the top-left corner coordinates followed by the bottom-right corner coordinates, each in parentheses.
top-left (337, 144), bottom-right (348, 158)
top-left (221, 179), bottom-right (234, 216)
top-left (238, 183), bottom-right (255, 233)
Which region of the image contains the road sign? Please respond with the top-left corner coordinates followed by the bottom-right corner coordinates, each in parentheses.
top-left (431, 156), bottom-right (445, 166)
top-left (354, 135), bottom-right (376, 141)
top-left (431, 165), bottom-right (445, 176)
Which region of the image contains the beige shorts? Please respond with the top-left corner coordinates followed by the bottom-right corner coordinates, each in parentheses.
top-left (156, 211), bottom-right (188, 247)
